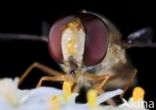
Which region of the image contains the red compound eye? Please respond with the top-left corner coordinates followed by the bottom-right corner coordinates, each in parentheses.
top-left (49, 12), bottom-right (109, 66)
top-left (48, 16), bottom-right (77, 64)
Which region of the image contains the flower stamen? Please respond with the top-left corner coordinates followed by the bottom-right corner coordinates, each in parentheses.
top-left (132, 86), bottom-right (145, 102)
top-left (50, 96), bottom-right (60, 110)
top-left (63, 81), bottom-right (72, 101)
top-left (87, 89), bottom-right (97, 109)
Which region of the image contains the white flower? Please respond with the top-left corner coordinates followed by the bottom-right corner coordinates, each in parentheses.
top-left (22, 87), bottom-right (78, 105)
top-left (1, 78), bottom-right (147, 110)
top-left (0, 78), bottom-right (78, 110)
top-left (0, 78), bottom-right (25, 107)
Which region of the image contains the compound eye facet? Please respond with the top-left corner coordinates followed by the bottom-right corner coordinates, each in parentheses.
top-left (80, 14), bottom-right (108, 65)
top-left (49, 13), bottom-right (109, 66)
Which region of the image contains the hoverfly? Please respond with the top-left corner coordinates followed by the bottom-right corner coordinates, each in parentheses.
top-left (1, 10), bottom-right (155, 103)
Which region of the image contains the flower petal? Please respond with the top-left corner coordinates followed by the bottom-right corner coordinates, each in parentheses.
top-left (21, 87), bottom-right (62, 104)
top-left (96, 89), bottom-right (123, 104)
top-left (65, 93), bottom-right (79, 104)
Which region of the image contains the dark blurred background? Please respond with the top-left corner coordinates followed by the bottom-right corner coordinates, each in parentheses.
top-left (0, 1), bottom-right (155, 106)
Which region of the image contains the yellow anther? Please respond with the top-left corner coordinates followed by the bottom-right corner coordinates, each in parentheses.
top-left (63, 81), bottom-right (72, 101)
top-left (132, 86), bottom-right (145, 102)
top-left (87, 89), bottom-right (97, 108)
top-left (5, 94), bottom-right (17, 107)
top-left (50, 96), bottom-right (60, 110)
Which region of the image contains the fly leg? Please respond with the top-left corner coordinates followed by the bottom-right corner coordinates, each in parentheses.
top-left (72, 83), bottom-right (81, 93)
top-left (36, 75), bottom-right (65, 87)
top-left (95, 75), bottom-right (110, 93)
top-left (18, 62), bottom-right (64, 86)
top-left (83, 73), bottom-right (117, 106)
top-left (120, 69), bottom-right (137, 98)
top-left (84, 73), bottom-right (110, 93)
top-left (72, 72), bottom-right (110, 93)
top-left (36, 74), bottom-right (74, 88)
